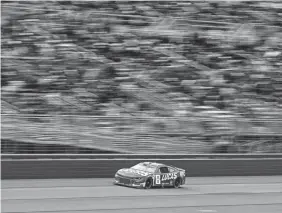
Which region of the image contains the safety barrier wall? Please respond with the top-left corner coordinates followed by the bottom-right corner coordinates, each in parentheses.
top-left (2, 156), bottom-right (282, 179)
top-left (2, 153), bottom-right (282, 159)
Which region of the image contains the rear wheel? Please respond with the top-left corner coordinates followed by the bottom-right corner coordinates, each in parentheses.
top-left (144, 178), bottom-right (153, 189)
top-left (173, 178), bottom-right (181, 188)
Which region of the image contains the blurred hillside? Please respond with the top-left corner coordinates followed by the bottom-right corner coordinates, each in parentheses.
top-left (1, 1), bottom-right (282, 153)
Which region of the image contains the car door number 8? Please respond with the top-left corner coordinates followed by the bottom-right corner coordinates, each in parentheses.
top-left (155, 175), bottom-right (161, 184)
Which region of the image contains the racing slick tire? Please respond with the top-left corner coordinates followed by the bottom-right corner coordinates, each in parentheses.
top-left (173, 177), bottom-right (181, 188)
top-left (144, 178), bottom-right (153, 189)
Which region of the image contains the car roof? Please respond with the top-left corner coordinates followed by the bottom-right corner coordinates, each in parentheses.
top-left (141, 162), bottom-right (167, 168)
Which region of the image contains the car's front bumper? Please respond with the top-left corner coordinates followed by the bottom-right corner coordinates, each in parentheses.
top-left (114, 180), bottom-right (145, 188)
top-left (114, 177), bottom-right (146, 188)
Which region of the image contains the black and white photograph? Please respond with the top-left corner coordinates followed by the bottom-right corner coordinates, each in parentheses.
top-left (1, 1), bottom-right (282, 213)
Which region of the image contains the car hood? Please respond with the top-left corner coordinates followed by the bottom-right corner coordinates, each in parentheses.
top-left (117, 168), bottom-right (151, 178)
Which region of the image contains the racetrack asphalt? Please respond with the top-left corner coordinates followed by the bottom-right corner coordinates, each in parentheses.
top-left (2, 176), bottom-right (282, 213)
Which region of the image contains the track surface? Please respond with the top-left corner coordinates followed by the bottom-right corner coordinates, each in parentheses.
top-left (2, 176), bottom-right (282, 213)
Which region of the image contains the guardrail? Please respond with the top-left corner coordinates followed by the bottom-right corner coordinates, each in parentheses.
top-left (2, 153), bottom-right (282, 160)
top-left (2, 113), bottom-right (282, 154)
top-left (2, 113), bottom-right (282, 136)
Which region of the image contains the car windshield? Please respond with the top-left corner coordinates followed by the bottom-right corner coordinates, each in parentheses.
top-left (131, 163), bottom-right (156, 173)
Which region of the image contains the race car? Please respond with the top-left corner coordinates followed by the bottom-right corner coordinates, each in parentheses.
top-left (114, 162), bottom-right (186, 189)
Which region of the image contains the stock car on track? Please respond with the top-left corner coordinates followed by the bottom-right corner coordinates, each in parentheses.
top-left (114, 162), bottom-right (186, 189)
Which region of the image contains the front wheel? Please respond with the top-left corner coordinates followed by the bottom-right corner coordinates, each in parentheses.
top-left (144, 178), bottom-right (153, 189)
top-left (173, 178), bottom-right (181, 188)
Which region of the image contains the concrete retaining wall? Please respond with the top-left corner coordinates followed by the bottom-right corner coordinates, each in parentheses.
top-left (2, 158), bottom-right (282, 179)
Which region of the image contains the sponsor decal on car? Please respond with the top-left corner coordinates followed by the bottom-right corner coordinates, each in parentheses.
top-left (161, 173), bottom-right (177, 181)
top-left (154, 173), bottom-right (177, 184)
